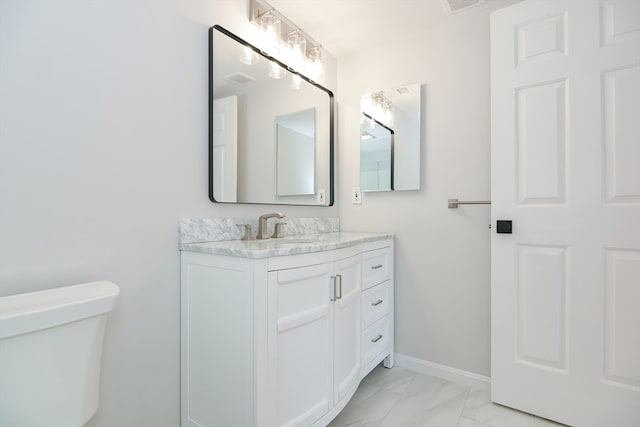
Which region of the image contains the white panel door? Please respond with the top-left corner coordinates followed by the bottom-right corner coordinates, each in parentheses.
top-left (491, 1), bottom-right (640, 426)
top-left (333, 254), bottom-right (362, 404)
top-left (212, 95), bottom-right (238, 202)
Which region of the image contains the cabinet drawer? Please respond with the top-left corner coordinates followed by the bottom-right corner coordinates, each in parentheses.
top-left (362, 247), bottom-right (392, 289)
top-left (362, 281), bottom-right (392, 328)
top-left (362, 315), bottom-right (391, 366)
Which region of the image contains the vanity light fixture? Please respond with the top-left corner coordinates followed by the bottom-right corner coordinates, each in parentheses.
top-left (249, 0), bottom-right (325, 83)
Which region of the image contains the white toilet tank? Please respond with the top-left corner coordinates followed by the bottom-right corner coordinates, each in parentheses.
top-left (0, 281), bottom-right (120, 427)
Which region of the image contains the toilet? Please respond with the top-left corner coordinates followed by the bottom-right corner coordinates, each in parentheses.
top-left (0, 281), bottom-right (120, 427)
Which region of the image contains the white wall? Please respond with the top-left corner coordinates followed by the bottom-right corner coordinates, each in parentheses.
top-left (338, 1), bottom-right (516, 377)
top-left (0, 1), bottom-right (336, 426)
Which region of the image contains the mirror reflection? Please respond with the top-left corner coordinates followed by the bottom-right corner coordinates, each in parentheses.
top-left (360, 114), bottom-right (393, 192)
top-left (209, 25), bottom-right (334, 205)
top-left (360, 83), bottom-right (421, 192)
top-left (275, 108), bottom-right (315, 196)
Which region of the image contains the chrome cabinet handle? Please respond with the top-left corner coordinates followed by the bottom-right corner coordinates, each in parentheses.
top-left (330, 276), bottom-right (336, 301)
top-left (371, 264), bottom-right (383, 270)
top-left (336, 274), bottom-right (342, 299)
top-left (371, 299), bottom-right (383, 306)
top-left (371, 334), bottom-right (383, 343)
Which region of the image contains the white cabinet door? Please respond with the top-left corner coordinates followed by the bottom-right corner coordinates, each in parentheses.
top-left (491, 1), bottom-right (640, 426)
top-left (333, 254), bottom-right (362, 404)
top-left (269, 254), bottom-right (364, 426)
top-left (271, 264), bottom-right (333, 427)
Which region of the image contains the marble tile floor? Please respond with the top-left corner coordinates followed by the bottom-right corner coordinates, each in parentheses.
top-left (328, 364), bottom-right (568, 427)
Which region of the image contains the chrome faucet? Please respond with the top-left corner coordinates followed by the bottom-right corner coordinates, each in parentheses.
top-left (256, 212), bottom-right (285, 239)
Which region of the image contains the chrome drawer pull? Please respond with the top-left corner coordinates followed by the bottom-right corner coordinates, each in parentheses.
top-left (371, 264), bottom-right (383, 270)
top-left (330, 276), bottom-right (336, 302)
top-left (371, 299), bottom-right (384, 306)
top-left (371, 334), bottom-right (383, 343)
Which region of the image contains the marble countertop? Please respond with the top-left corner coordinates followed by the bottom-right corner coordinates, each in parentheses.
top-left (179, 232), bottom-right (392, 259)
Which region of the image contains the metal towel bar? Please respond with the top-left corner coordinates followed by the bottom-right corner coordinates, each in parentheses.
top-left (448, 198), bottom-right (491, 208)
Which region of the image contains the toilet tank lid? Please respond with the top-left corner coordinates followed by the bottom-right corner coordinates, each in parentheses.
top-left (0, 281), bottom-right (119, 340)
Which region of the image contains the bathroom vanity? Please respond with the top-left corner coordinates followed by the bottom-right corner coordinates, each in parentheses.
top-left (180, 232), bottom-right (394, 427)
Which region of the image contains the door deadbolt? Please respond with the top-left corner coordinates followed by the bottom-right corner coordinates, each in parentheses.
top-left (496, 220), bottom-right (513, 234)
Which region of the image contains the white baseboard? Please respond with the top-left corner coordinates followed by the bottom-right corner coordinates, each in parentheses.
top-left (394, 353), bottom-right (491, 391)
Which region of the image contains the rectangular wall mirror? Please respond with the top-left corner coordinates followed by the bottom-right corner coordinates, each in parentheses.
top-left (360, 83), bottom-right (422, 192)
top-left (209, 25), bottom-right (334, 205)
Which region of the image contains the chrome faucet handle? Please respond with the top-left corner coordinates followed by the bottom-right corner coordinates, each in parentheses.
top-left (271, 222), bottom-right (288, 238)
top-left (236, 224), bottom-right (255, 241)
top-left (256, 212), bottom-right (285, 239)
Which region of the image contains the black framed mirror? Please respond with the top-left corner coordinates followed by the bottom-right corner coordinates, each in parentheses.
top-left (209, 25), bottom-right (334, 206)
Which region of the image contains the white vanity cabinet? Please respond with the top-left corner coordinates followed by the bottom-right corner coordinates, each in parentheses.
top-left (180, 235), bottom-right (393, 427)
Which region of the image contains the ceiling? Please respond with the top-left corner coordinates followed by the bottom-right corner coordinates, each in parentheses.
top-left (268, 0), bottom-right (515, 59)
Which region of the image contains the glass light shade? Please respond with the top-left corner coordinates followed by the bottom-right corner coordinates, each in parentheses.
top-left (268, 60), bottom-right (286, 79)
top-left (291, 74), bottom-right (302, 89)
top-left (287, 31), bottom-right (306, 71)
top-left (360, 94), bottom-right (373, 115)
top-left (240, 46), bottom-right (259, 65)
top-left (307, 45), bottom-right (324, 82)
top-left (260, 11), bottom-right (281, 56)
top-left (384, 107), bottom-right (393, 126)
top-left (373, 94), bottom-right (384, 120)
